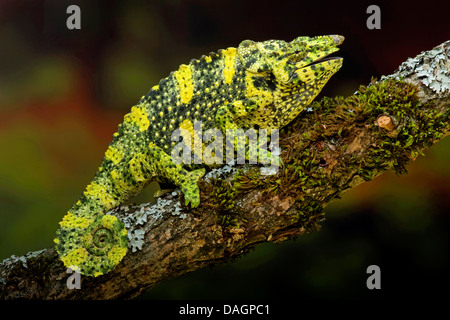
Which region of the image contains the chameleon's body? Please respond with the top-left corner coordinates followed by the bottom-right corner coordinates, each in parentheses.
top-left (55, 35), bottom-right (344, 276)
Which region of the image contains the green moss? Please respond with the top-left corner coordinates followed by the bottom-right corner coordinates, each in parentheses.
top-left (194, 177), bottom-right (241, 228)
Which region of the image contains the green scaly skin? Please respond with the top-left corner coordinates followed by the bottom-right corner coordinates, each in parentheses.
top-left (55, 35), bottom-right (344, 276)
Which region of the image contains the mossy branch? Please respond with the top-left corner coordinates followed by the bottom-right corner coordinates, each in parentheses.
top-left (1, 40), bottom-right (449, 300)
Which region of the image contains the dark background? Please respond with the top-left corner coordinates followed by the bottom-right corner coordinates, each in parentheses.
top-left (0, 0), bottom-right (449, 300)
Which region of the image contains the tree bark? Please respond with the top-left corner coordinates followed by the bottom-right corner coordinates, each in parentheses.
top-left (1, 39), bottom-right (449, 300)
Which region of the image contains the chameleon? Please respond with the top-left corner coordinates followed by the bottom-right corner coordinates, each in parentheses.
top-left (54, 35), bottom-right (344, 277)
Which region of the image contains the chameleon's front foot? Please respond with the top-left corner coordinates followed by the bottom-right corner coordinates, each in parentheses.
top-left (55, 214), bottom-right (128, 277)
top-left (180, 168), bottom-right (205, 208)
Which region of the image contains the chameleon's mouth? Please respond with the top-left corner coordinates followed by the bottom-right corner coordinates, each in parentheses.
top-left (310, 56), bottom-right (342, 65)
top-left (288, 54), bottom-right (343, 82)
top-left (307, 55), bottom-right (343, 67)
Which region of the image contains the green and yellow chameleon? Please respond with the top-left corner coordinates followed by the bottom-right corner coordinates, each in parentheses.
top-left (55, 35), bottom-right (344, 277)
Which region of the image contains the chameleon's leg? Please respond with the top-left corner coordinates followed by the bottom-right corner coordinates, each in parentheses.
top-left (146, 142), bottom-right (205, 207)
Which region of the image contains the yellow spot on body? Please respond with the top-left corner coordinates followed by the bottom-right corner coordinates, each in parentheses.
top-left (110, 169), bottom-right (130, 193)
top-left (93, 270), bottom-right (103, 277)
top-left (296, 67), bottom-right (315, 83)
top-left (179, 119), bottom-right (205, 159)
top-left (124, 106), bottom-right (150, 132)
top-left (244, 73), bottom-right (273, 127)
top-left (60, 248), bottom-right (89, 269)
top-left (179, 119), bottom-right (196, 151)
top-left (174, 64), bottom-right (194, 104)
top-left (205, 56), bottom-right (212, 63)
top-left (59, 212), bottom-right (93, 229)
top-left (223, 47), bottom-right (237, 85)
top-left (152, 85), bottom-right (159, 91)
top-left (84, 182), bottom-right (118, 209)
top-left (108, 246), bottom-right (128, 265)
top-left (232, 100), bottom-right (248, 117)
top-left (102, 214), bottom-right (118, 230)
top-left (105, 145), bottom-right (123, 165)
top-left (128, 154), bottom-right (149, 183)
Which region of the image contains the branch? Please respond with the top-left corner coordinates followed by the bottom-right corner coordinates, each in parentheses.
top-left (1, 40), bottom-right (449, 300)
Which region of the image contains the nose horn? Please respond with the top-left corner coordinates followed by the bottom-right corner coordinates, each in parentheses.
top-left (330, 35), bottom-right (345, 45)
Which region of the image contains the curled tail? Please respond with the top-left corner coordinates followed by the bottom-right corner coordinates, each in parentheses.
top-left (55, 212), bottom-right (128, 277)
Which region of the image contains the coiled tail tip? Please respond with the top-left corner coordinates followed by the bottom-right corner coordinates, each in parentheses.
top-left (55, 214), bottom-right (128, 277)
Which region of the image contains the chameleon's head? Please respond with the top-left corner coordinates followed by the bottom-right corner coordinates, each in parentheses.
top-left (237, 35), bottom-right (344, 85)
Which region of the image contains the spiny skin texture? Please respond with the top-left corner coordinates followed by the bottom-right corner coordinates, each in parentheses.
top-left (55, 35), bottom-right (344, 276)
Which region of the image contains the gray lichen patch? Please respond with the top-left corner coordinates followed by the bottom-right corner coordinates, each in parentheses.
top-left (111, 196), bottom-right (190, 252)
top-left (0, 249), bottom-right (47, 284)
top-left (1, 249), bottom-right (47, 270)
top-left (383, 40), bottom-right (450, 94)
top-left (204, 160), bottom-right (237, 180)
top-left (128, 229), bottom-right (146, 252)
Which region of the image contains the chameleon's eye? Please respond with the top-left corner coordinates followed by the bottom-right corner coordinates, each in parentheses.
top-left (284, 43), bottom-right (306, 63)
top-left (288, 51), bottom-right (306, 63)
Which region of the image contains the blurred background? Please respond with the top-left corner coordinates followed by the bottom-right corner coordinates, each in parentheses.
top-left (0, 0), bottom-right (449, 300)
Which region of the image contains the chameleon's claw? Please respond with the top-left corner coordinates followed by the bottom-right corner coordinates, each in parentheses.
top-left (184, 191), bottom-right (200, 208)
